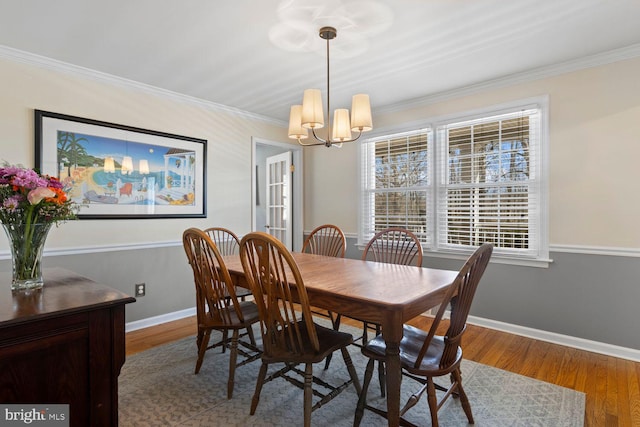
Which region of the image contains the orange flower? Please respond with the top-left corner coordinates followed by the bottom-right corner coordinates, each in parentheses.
top-left (46, 187), bottom-right (68, 204)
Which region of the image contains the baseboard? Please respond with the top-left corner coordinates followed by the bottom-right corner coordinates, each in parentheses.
top-left (125, 307), bottom-right (196, 333)
top-left (125, 307), bottom-right (640, 363)
top-left (464, 314), bottom-right (640, 363)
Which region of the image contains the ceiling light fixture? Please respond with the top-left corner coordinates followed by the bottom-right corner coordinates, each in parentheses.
top-left (288, 26), bottom-right (372, 147)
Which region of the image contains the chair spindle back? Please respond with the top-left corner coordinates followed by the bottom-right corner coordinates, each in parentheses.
top-left (240, 232), bottom-right (319, 356)
top-left (183, 228), bottom-right (244, 327)
top-left (362, 227), bottom-right (423, 267)
top-left (204, 227), bottom-right (240, 256)
top-left (302, 224), bottom-right (346, 258)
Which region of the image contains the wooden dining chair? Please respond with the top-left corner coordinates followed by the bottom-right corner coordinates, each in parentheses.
top-left (239, 231), bottom-right (361, 427)
top-left (354, 243), bottom-right (493, 427)
top-left (182, 227), bottom-right (261, 399)
top-left (302, 224), bottom-right (347, 258)
top-left (361, 227), bottom-right (423, 266)
top-left (204, 227), bottom-right (252, 301)
top-left (359, 227), bottom-right (423, 340)
top-left (301, 224), bottom-right (347, 369)
top-left (338, 227), bottom-right (424, 396)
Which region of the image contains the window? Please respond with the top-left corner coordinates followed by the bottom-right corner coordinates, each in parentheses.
top-left (360, 129), bottom-right (431, 244)
top-left (359, 101), bottom-right (547, 263)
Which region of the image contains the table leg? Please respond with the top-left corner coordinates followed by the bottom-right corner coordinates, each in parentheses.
top-left (384, 342), bottom-right (401, 426)
top-left (382, 313), bottom-right (403, 427)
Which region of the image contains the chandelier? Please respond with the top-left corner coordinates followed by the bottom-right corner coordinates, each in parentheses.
top-left (287, 26), bottom-right (373, 147)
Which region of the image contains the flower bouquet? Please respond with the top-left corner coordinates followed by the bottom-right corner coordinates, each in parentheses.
top-left (0, 162), bottom-right (80, 290)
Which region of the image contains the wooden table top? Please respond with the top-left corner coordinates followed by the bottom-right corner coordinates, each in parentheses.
top-left (223, 252), bottom-right (459, 323)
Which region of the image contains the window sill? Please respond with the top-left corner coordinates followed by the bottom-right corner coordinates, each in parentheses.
top-left (353, 244), bottom-right (552, 268)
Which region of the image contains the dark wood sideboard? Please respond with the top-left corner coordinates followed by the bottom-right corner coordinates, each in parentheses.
top-left (0, 268), bottom-right (135, 427)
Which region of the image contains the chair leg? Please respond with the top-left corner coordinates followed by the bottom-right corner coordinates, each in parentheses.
top-left (362, 322), bottom-right (369, 344)
top-left (377, 360), bottom-right (386, 397)
top-left (323, 312), bottom-right (343, 370)
top-left (323, 354), bottom-right (333, 370)
top-left (250, 362), bottom-right (269, 415)
top-left (340, 347), bottom-right (362, 394)
top-left (196, 326), bottom-right (204, 352)
top-left (354, 358), bottom-right (375, 427)
top-left (452, 368), bottom-right (474, 424)
top-left (194, 329), bottom-right (211, 374)
top-left (227, 330), bottom-right (239, 399)
top-left (221, 329), bottom-right (229, 353)
top-left (426, 377), bottom-right (439, 427)
top-left (303, 363), bottom-right (313, 427)
top-left (246, 325), bottom-right (257, 346)
top-left (333, 313), bottom-right (342, 331)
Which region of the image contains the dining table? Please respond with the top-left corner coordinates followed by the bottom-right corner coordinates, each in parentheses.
top-left (223, 251), bottom-right (459, 426)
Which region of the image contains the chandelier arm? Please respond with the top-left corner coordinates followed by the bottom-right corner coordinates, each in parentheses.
top-left (310, 127), bottom-right (328, 145)
top-left (333, 130), bottom-right (364, 145)
top-left (297, 137), bottom-right (327, 147)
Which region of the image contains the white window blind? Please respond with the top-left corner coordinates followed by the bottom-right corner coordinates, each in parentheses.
top-left (359, 129), bottom-right (431, 245)
top-left (436, 109), bottom-right (541, 258)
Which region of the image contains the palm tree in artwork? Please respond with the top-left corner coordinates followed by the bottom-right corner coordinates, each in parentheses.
top-left (57, 131), bottom-right (89, 177)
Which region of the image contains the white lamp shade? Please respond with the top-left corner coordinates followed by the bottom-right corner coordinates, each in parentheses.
top-left (139, 159), bottom-right (150, 175)
top-left (301, 89), bottom-right (324, 129)
top-left (332, 109), bottom-right (352, 142)
top-left (350, 94), bottom-right (373, 132)
top-left (288, 105), bottom-right (309, 140)
top-left (104, 157), bottom-right (115, 173)
top-left (121, 156), bottom-right (133, 175)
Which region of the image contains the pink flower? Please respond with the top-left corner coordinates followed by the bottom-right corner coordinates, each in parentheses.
top-left (27, 187), bottom-right (56, 205)
top-left (12, 169), bottom-right (49, 189)
top-left (3, 195), bottom-right (21, 212)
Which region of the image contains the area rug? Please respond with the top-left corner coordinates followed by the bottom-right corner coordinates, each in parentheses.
top-left (119, 325), bottom-right (585, 426)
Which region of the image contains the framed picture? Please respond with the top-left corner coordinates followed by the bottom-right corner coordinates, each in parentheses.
top-left (35, 110), bottom-right (207, 219)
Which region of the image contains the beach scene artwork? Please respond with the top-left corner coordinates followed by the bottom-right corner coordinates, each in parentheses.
top-left (57, 130), bottom-right (197, 208)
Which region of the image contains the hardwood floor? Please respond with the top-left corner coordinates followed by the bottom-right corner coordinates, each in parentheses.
top-left (126, 314), bottom-right (640, 427)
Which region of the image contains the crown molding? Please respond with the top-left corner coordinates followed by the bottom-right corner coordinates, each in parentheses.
top-left (378, 43), bottom-right (640, 115)
top-left (0, 45), bottom-right (287, 127)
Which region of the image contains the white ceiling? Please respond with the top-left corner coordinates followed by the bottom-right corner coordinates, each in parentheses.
top-left (1, 0), bottom-right (640, 124)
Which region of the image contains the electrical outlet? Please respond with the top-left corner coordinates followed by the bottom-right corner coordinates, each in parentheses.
top-left (135, 283), bottom-right (146, 297)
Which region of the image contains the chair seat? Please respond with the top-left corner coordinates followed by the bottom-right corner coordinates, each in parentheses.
top-left (362, 324), bottom-right (462, 375)
top-left (202, 300), bottom-right (261, 330)
top-left (263, 320), bottom-right (354, 364)
top-left (220, 283), bottom-right (252, 299)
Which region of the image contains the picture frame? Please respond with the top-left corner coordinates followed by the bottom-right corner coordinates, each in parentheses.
top-left (35, 110), bottom-right (207, 219)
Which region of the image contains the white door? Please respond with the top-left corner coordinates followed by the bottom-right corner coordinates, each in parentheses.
top-left (265, 151), bottom-right (292, 249)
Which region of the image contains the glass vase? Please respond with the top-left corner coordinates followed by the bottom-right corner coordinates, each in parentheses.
top-left (2, 222), bottom-right (52, 291)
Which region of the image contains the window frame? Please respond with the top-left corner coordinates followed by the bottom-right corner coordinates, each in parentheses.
top-left (359, 128), bottom-right (432, 245)
top-left (358, 97), bottom-right (550, 267)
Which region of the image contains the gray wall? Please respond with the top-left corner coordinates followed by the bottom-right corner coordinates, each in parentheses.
top-left (1, 246), bottom-right (194, 325)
